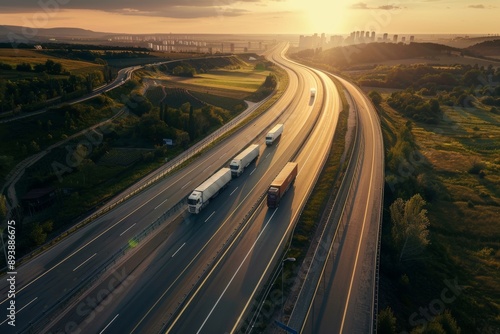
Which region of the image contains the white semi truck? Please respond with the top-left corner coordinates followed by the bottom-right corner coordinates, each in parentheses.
top-left (188, 168), bottom-right (231, 214)
top-left (266, 124), bottom-right (284, 146)
top-left (310, 87), bottom-right (316, 98)
top-left (229, 144), bottom-right (260, 177)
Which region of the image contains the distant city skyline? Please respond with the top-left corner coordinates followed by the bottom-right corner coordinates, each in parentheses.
top-left (0, 0), bottom-right (498, 35)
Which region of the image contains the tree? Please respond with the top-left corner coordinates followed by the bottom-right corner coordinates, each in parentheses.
top-left (378, 307), bottom-right (397, 334)
top-left (369, 90), bottom-right (383, 106)
top-left (390, 194), bottom-right (430, 262)
top-left (0, 155), bottom-right (13, 176)
top-left (30, 223), bottom-right (47, 246)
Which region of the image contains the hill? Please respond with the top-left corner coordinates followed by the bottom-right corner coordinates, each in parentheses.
top-left (0, 25), bottom-right (112, 42)
top-left (466, 39), bottom-right (500, 57)
top-left (295, 42), bottom-right (460, 69)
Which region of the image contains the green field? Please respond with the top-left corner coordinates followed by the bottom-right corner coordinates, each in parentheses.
top-left (141, 68), bottom-right (270, 100)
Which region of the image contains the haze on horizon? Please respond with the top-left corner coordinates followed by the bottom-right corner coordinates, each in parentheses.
top-left (0, 0), bottom-right (498, 36)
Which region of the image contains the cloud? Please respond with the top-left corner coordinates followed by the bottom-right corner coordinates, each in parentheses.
top-left (350, 2), bottom-right (402, 10)
top-left (0, 0), bottom-right (265, 18)
top-left (468, 4), bottom-right (496, 9)
top-left (351, 2), bottom-right (370, 9)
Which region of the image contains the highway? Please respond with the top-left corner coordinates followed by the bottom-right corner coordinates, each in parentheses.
top-left (0, 42), bottom-right (333, 334)
top-left (44, 44), bottom-right (338, 334)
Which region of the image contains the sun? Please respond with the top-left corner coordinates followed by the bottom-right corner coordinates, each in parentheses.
top-left (301, 1), bottom-right (346, 34)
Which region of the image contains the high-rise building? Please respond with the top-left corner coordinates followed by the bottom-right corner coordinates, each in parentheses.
top-left (393, 34), bottom-right (398, 43)
top-left (383, 33), bottom-right (388, 41)
top-left (371, 31), bottom-right (376, 41)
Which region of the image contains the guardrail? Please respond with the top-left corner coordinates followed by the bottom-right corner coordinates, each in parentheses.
top-left (22, 199), bottom-right (187, 334)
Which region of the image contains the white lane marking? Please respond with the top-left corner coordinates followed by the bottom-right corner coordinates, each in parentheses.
top-left (0, 191), bottom-right (160, 305)
top-left (154, 198), bottom-right (168, 210)
top-left (140, 154), bottom-right (274, 333)
top-left (119, 223), bottom-right (137, 237)
top-left (171, 243), bottom-right (186, 258)
top-left (181, 181), bottom-right (192, 190)
top-left (204, 211), bottom-right (216, 223)
top-left (72, 253), bottom-right (97, 272)
top-left (0, 297), bottom-right (38, 325)
top-left (249, 168), bottom-right (256, 176)
top-left (99, 314), bottom-right (119, 334)
top-left (229, 187), bottom-right (239, 196)
top-left (218, 152), bottom-right (227, 160)
top-left (196, 210), bottom-right (278, 333)
top-left (265, 153), bottom-right (270, 159)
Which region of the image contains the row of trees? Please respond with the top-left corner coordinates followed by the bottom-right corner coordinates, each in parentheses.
top-left (133, 100), bottom-right (232, 145)
top-left (0, 71), bottom-right (106, 113)
top-left (1, 59), bottom-right (68, 75)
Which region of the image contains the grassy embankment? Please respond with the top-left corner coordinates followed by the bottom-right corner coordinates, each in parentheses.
top-left (377, 95), bottom-right (500, 333)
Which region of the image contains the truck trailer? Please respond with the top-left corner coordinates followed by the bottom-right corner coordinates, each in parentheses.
top-left (267, 162), bottom-right (298, 208)
top-left (310, 87), bottom-right (316, 98)
top-left (266, 124), bottom-right (284, 146)
top-left (229, 144), bottom-right (260, 177)
top-left (188, 168), bottom-right (231, 214)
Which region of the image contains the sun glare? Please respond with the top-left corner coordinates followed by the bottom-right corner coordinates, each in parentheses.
top-left (302, 1), bottom-right (346, 34)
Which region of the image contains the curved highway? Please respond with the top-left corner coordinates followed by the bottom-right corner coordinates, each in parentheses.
top-left (41, 45), bottom-right (340, 334)
top-left (0, 42), bottom-right (337, 334)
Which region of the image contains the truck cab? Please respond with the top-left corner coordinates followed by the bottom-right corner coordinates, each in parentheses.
top-left (266, 187), bottom-right (280, 208)
top-left (229, 160), bottom-right (242, 177)
top-left (187, 191), bottom-right (203, 214)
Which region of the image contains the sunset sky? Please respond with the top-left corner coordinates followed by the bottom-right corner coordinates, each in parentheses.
top-left (0, 0), bottom-right (498, 35)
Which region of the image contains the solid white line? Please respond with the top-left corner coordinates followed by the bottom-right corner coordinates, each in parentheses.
top-left (249, 168), bottom-right (256, 176)
top-left (119, 223), bottom-right (136, 237)
top-left (181, 181), bottom-right (192, 190)
top-left (0, 297), bottom-right (38, 325)
top-left (171, 243), bottom-right (186, 258)
top-left (99, 314), bottom-right (119, 334)
top-left (154, 198), bottom-right (168, 210)
top-left (72, 253), bottom-right (97, 272)
top-left (196, 210), bottom-right (278, 333)
top-left (204, 211), bottom-right (216, 223)
top-left (230, 187), bottom-right (239, 196)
